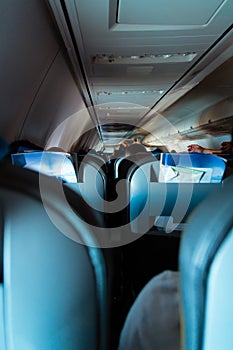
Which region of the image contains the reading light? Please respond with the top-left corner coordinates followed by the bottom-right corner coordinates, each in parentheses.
top-left (92, 52), bottom-right (197, 64)
top-left (96, 90), bottom-right (164, 96)
top-left (97, 106), bottom-right (149, 110)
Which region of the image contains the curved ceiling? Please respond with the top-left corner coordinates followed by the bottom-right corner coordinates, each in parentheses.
top-left (48, 0), bottom-right (233, 145)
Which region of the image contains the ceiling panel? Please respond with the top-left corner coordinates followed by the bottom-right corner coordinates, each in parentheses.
top-left (49, 0), bottom-right (233, 144)
top-left (117, 0), bottom-right (225, 26)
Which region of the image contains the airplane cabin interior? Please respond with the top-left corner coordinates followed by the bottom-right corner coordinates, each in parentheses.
top-left (0, 1), bottom-right (233, 349)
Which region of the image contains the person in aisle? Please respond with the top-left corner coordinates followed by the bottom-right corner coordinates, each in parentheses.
top-left (125, 137), bottom-right (148, 157)
top-left (118, 270), bottom-right (180, 350)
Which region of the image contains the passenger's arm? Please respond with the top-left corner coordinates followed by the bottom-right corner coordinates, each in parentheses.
top-left (187, 144), bottom-right (222, 154)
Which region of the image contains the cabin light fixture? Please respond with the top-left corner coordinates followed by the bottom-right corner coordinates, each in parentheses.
top-left (97, 105), bottom-right (149, 110)
top-left (96, 90), bottom-right (164, 96)
top-left (92, 52), bottom-right (197, 64)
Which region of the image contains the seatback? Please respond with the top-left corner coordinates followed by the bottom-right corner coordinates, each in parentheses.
top-left (77, 154), bottom-right (107, 213)
top-left (11, 151), bottom-right (78, 183)
top-left (0, 164), bottom-right (108, 350)
top-left (118, 154), bottom-right (224, 235)
top-left (116, 154), bottom-right (158, 228)
top-left (179, 176), bottom-right (233, 350)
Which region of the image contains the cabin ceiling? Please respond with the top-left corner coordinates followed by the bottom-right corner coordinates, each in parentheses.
top-left (48, 0), bottom-right (233, 145)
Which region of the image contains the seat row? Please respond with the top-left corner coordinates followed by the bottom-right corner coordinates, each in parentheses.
top-left (1, 159), bottom-right (233, 349)
top-left (10, 150), bottom-right (232, 236)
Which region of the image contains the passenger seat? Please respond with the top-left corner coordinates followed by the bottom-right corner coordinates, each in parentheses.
top-left (0, 163), bottom-right (108, 350)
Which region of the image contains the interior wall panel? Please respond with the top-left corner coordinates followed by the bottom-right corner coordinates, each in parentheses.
top-left (0, 0), bottom-right (90, 151)
top-left (21, 51), bottom-right (88, 150)
top-left (0, 0), bottom-right (59, 144)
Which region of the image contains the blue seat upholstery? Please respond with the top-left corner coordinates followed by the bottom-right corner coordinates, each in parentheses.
top-left (0, 164), bottom-right (108, 350)
top-left (0, 137), bottom-right (9, 161)
top-left (160, 153), bottom-right (226, 183)
top-left (11, 151), bottom-right (78, 183)
top-left (179, 176), bottom-right (233, 350)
